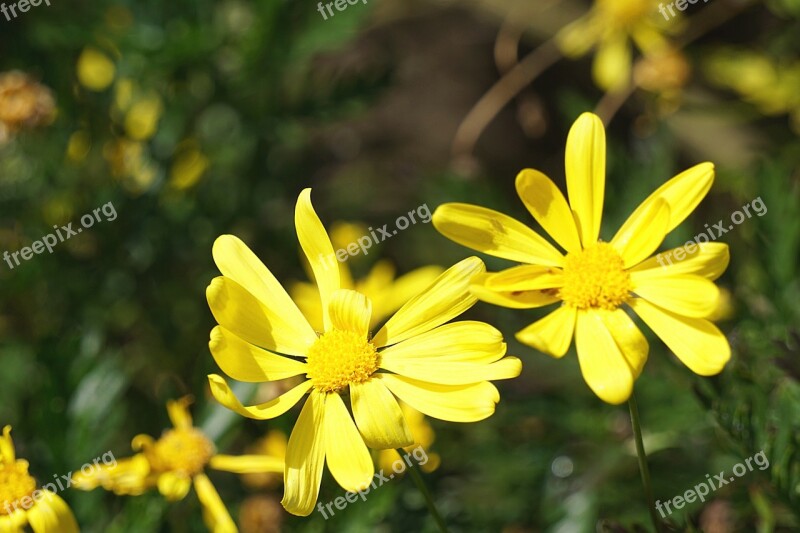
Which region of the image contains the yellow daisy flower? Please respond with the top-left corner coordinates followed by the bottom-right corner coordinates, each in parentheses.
top-left (205, 188), bottom-right (521, 516)
top-left (556, 0), bottom-right (673, 91)
top-left (433, 112), bottom-right (731, 405)
top-left (72, 397), bottom-right (284, 532)
top-left (0, 426), bottom-right (79, 533)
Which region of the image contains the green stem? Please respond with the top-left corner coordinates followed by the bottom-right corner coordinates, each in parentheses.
top-left (397, 448), bottom-right (449, 533)
top-left (628, 393), bottom-right (663, 533)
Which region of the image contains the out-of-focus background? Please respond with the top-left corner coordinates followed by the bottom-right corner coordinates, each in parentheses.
top-left (1, 0), bottom-right (798, 531)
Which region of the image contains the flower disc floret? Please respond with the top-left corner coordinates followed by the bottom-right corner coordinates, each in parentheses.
top-left (0, 460), bottom-right (36, 515)
top-left (559, 242), bottom-right (631, 310)
top-left (306, 329), bottom-right (380, 393)
top-left (151, 428), bottom-right (215, 476)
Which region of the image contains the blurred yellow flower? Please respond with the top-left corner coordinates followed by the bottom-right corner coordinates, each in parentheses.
top-left (206, 189), bottom-right (521, 516)
top-left (378, 402), bottom-right (440, 474)
top-left (556, 0), bottom-right (673, 91)
top-left (434, 112), bottom-right (731, 404)
top-left (76, 47), bottom-right (116, 91)
top-left (0, 426), bottom-right (79, 532)
top-left (124, 95), bottom-right (163, 141)
top-left (240, 430), bottom-right (287, 490)
top-left (73, 397), bottom-right (284, 533)
top-left (170, 141), bottom-right (210, 190)
top-left (104, 138), bottom-right (158, 194)
top-left (0, 71), bottom-right (55, 143)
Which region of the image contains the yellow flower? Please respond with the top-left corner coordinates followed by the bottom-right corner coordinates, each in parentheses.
top-left (0, 426), bottom-right (79, 533)
top-left (206, 189), bottom-right (521, 516)
top-left (556, 0), bottom-right (673, 91)
top-left (76, 48), bottom-right (116, 92)
top-left (433, 112), bottom-right (731, 405)
top-left (377, 402), bottom-right (440, 475)
top-left (72, 398), bottom-right (285, 533)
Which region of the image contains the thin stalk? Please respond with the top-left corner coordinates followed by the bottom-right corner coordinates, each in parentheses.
top-left (397, 448), bottom-right (449, 533)
top-left (628, 393), bottom-right (663, 533)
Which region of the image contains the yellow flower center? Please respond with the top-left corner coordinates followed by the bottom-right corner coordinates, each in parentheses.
top-left (597, 0), bottom-right (651, 26)
top-left (559, 242), bottom-right (632, 310)
top-left (306, 329), bottom-right (380, 393)
top-left (151, 428), bottom-right (215, 476)
top-left (0, 460), bottom-right (37, 515)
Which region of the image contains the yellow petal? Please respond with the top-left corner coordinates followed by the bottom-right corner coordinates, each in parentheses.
top-left (207, 277), bottom-right (315, 356)
top-left (630, 242), bottom-right (729, 281)
top-left (209, 326), bottom-right (308, 382)
top-left (575, 310), bottom-right (634, 404)
top-left (157, 472), bottom-right (192, 501)
top-left (378, 374), bottom-right (499, 422)
top-left (0, 426), bottom-right (15, 463)
top-left (323, 393), bottom-right (374, 491)
top-left (555, 16), bottom-right (600, 58)
top-left (209, 454), bottom-right (284, 474)
top-left (373, 257), bottom-right (485, 347)
top-left (610, 198), bottom-right (670, 268)
top-left (212, 234), bottom-right (314, 340)
top-left (193, 473), bottom-right (238, 533)
top-left (516, 168), bottom-right (582, 253)
top-left (627, 163), bottom-right (715, 234)
top-left (515, 305), bottom-right (577, 358)
top-left (166, 397), bottom-right (193, 430)
top-left (629, 298), bottom-right (731, 376)
top-left (470, 275), bottom-right (560, 309)
top-left (379, 320), bottom-right (506, 364)
top-left (373, 265), bottom-right (445, 325)
top-left (282, 392), bottom-right (326, 516)
top-left (208, 374), bottom-right (312, 420)
top-left (72, 455), bottom-right (151, 495)
top-left (329, 289), bottom-right (372, 337)
top-left (351, 378), bottom-right (414, 449)
top-left (597, 308), bottom-right (648, 378)
top-left (296, 189), bottom-right (340, 331)
top-left (432, 204), bottom-right (564, 267)
top-left (380, 357), bottom-right (522, 386)
top-left (0, 506), bottom-right (28, 531)
top-left (484, 265), bottom-right (563, 292)
top-left (632, 274), bottom-right (720, 318)
top-left (593, 34), bottom-right (632, 92)
top-left (565, 112), bottom-right (605, 246)
top-left (26, 492), bottom-right (79, 533)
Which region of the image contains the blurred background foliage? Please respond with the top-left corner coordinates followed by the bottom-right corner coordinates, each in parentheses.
top-left (0, 0), bottom-right (798, 531)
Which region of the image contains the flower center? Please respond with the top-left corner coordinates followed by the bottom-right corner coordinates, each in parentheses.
top-left (0, 460), bottom-right (37, 515)
top-left (559, 242), bottom-right (631, 310)
top-left (306, 329), bottom-right (380, 393)
top-left (597, 0), bottom-right (651, 26)
top-left (150, 428), bottom-right (215, 476)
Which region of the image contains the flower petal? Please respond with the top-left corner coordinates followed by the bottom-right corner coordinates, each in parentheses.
top-left (193, 473), bottom-right (237, 533)
top-left (351, 378), bottom-right (414, 449)
top-left (380, 357), bottom-right (522, 386)
top-left (432, 204), bottom-right (564, 266)
top-left (627, 162), bottom-right (715, 234)
top-left (470, 274), bottom-right (560, 309)
top-left (71, 455), bottom-right (151, 495)
top-left (371, 265), bottom-right (445, 326)
top-left (629, 298), bottom-right (731, 376)
top-left (484, 264), bottom-right (563, 292)
top-left (379, 321), bottom-right (506, 364)
top-left (296, 188), bottom-right (340, 331)
top-left (26, 492), bottom-right (79, 533)
top-left (166, 397), bottom-right (193, 430)
top-left (575, 310), bottom-right (634, 404)
top-left (282, 392), bottom-right (326, 516)
top-left (0, 426), bottom-right (15, 463)
top-left (324, 392), bottom-right (374, 491)
top-left (209, 454), bottom-right (284, 474)
top-left (329, 289), bottom-right (372, 337)
top-left (515, 305), bottom-right (577, 358)
top-left (632, 274), bottom-right (720, 318)
top-left (593, 33), bottom-right (632, 92)
top-left (597, 308), bottom-right (648, 378)
top-left (209, 326), bottom-right (308, 383)
top-left (372, 257), bottom-right (485, 347)
top-left (378, 374), bottom-right (499, 422)
top-left (212, 234), bottom-right (314, 335)
top-left (157, 472), bottom-right (192, 501)
top-left (208, 374), bottom-right (312, 420)
top-left (207, 276), bottom-right (315, 356)
top-left (610, 198), bottom-right (670, 268)
top-left (630, 242), bottom-right (730, 281)
top-left (516, 169), bottom-right (582, 254)
top-left (565, 112), bottom-right (605, 246)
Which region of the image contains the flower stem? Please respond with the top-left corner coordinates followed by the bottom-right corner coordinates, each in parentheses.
top-left (628, 393), bottom-right (663, 533)
top-left (397, 448), bottom-right (449, 533)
